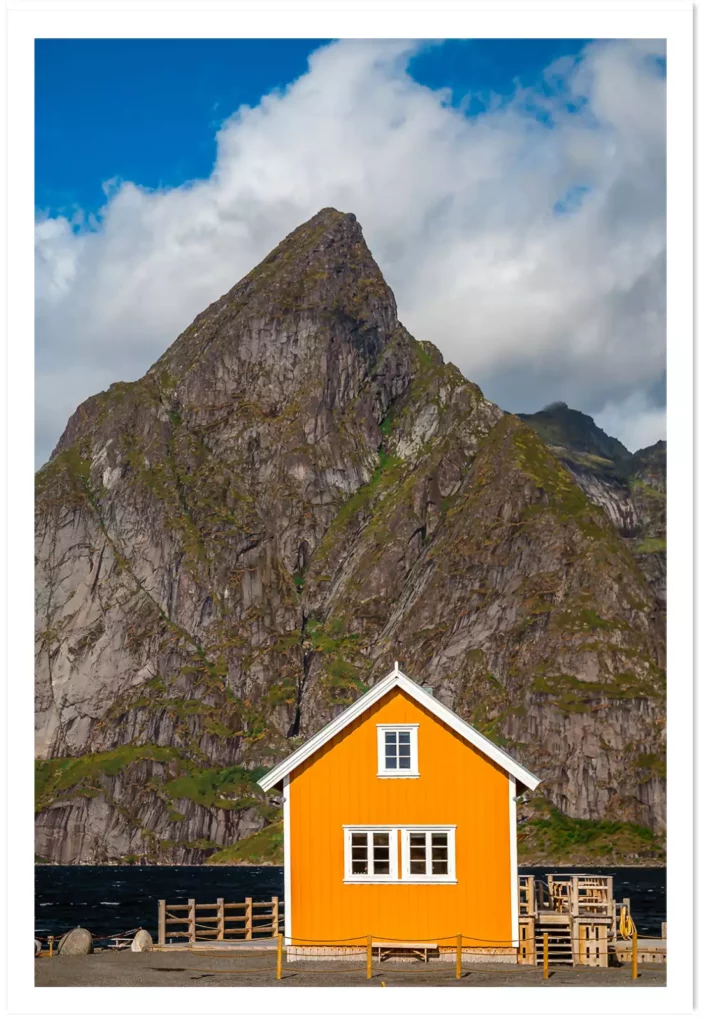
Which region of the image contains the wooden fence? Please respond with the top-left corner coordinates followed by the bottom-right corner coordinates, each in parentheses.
top-left (157, 897), bottom-right (283, 945)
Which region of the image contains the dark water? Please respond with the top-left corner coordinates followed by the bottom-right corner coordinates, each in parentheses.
top-left (35, 866), bottom-right (284, 944)
top-left (35, 865), bottom-right (665, 943)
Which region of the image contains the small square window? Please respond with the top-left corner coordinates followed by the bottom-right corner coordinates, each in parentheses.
top-left (377, 725), bottom-right (419, 776)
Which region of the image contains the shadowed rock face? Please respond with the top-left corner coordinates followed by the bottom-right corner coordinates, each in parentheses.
top-left (35, 209), bottom-right (665, 865)
top-left (518, 405), bottom-right (666, 606)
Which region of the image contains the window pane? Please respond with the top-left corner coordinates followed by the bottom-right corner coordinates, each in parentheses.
top-left (351, 832), bottom-right (368, 874)
top-left (384, 731), bottom-right (398, 769)
top-left (398, 755), bottom-right (411, 769)
top-left (431, 833), bottom-right (449, 875)
top-left (409, 832), bottom-right (427, 874)
top-left (372, 833), bottom-right (390, 874)
top-left (398, 731), bottom-right (411, 746)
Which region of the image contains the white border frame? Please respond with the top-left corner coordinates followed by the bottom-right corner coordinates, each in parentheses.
top-left (5, 3), bottom-right (692, 1019)
top-left (343, 826), bottom-right (399, 882)
top-left (376, 723), bottom-right (419, 777)
top-left (400, 826), bottom-right (457, 884)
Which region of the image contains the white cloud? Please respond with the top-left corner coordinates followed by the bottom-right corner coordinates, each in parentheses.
top-left (35, 38), bottom-right (666, 465)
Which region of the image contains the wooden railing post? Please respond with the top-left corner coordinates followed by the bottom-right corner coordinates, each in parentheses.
top-left (188, 898), bottom-right (196, 945)
top-left (571, 875), bottom-right (579, 917)
top-left (543, 933), bottom-right (549, 980)
top-left (455, 934), bottom-right (462, 979)
top-left (271, 896), bottom-right (279, 937)
top-left (607, 876), bottom-right (614, 918)
top-left (245, 897), bottom-right (253, 941)
top-left (158, 900), bottom-right (166, 946)
top-left (217, 898), bottom-right (225, 941)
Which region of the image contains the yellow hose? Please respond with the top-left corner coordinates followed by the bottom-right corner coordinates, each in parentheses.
top-left (619, 905), bottom-right (636, 939)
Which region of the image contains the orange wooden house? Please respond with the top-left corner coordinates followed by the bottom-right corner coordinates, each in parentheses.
top-left (259, 664), bottom-right (540, 961)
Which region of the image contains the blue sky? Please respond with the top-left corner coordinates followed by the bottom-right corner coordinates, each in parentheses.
top-left (35, 38), bottom-right (665, 465)
top-left (36, 39), bottom-right (591, 217)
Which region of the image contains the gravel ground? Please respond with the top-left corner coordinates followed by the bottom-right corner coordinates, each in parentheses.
top-left (35, 951), bottom-right (666, 987)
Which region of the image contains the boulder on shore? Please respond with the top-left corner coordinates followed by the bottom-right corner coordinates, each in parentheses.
top-left (131, 929), bottom-right (153, 952)
top-left (58, 928), bottom-right (93, 955)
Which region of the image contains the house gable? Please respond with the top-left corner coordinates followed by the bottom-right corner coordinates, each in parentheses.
top-left (258, 665), bottom-right (540, 792)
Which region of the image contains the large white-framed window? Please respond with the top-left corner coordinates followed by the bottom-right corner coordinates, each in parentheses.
top-left (400, 827), bottom-right (456, 883)
top-left (376, 724), bottom-right (419, 777)
top-left (343, 827), bottom-right (398, 882)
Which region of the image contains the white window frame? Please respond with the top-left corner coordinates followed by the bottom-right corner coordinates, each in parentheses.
top-left (400, 826), bottom-right (457, 884)
top-left (343, 827), bottom-right (399, 882)
top-left (376, 724), bottom-right (419, 777)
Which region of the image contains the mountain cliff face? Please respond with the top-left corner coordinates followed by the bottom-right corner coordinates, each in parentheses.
top-left (518, 404), bottom-right (666, 608)
top-left (35, 209), bottom-right (666, 865)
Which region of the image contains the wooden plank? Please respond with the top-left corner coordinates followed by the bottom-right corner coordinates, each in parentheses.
top-left (245, 897), bottom-right (253, 941)
top-left (158, 900), bottom-right (166, 947)
top-left (223, 902), bottom-right (247, 909)
top-left (272, 896), bottom-right (279, 938)
top-left (188, 898), bottom-right (196, 944)
top-left (194, 904), bottom-right (220, 910)
top-left (372, 942), bottom-right (439, 949)
top-left (217, 898), bottom-right (225, 942)
top-left (165, 904), bottom-right (190, 910)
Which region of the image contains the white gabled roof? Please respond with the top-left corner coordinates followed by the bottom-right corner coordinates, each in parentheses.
top-left (258, 664), bottom-right (541, 792)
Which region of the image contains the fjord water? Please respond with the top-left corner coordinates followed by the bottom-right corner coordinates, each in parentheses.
top-left (35, 866), bottom-right (665, 943)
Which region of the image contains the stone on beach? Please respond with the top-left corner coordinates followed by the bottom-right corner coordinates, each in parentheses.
top-left (131, 929), bottom-right (153, 952)
top-left (58, 928), bottom-right (93, 955)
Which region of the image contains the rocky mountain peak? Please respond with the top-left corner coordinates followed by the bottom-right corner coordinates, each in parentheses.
top-left (518, 401), bottom-right (632, 466)
top-left (35, 212), bottom-right (665, 867)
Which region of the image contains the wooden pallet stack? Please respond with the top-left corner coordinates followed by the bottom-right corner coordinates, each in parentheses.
top-left (518, 874), bottom-right (613, 967)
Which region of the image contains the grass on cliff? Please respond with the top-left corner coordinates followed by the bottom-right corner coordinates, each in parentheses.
top-left (206, 822), bottom-right (284, 865)
top-left (633, 537), bottom-right (666, 554)
top-left (35, 744), bottom-right (184, 812)
top-left (35, 746), bottom-right (269, 815)
top-left (518, 802), bottom-right (665, 865)
top-left (163, 764), bottom-right (268, 810)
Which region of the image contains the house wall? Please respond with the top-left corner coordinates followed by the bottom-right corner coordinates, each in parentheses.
top-left (288, 688), bottom-right (513, 946)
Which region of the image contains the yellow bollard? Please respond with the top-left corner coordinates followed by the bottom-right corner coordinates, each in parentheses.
top-left (632, 929), bottom-right (638, 980)
top-left (367, 935), bottom-right (372, 980)
top-left (48, 936), bottom-right (54, 958)
top-left (542, 933), bottom-right (549, 980)
top-left (456, 934), bottom-right (462, 979)
top-left (276, 932), bottom-right (283, 981)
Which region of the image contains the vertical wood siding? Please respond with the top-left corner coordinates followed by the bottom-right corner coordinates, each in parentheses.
top-left (289, 688), bottom-right (512, 944)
